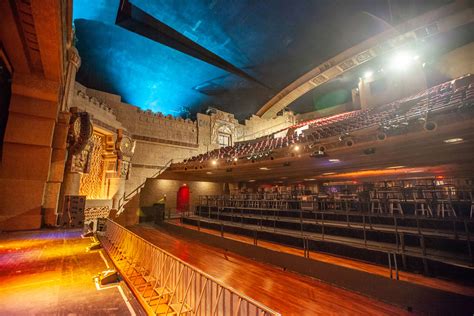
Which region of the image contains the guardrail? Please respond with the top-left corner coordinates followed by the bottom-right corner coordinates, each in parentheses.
top-left (99, 219), bottom-right (280, 316)
top-left (117, 159), bottom-right (173, 214)
top-left (186, 205), bottom-right (474, 270)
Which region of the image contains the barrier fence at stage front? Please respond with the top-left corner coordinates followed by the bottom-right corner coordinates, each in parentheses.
top-left (99, 219), bottom-right (280, 316)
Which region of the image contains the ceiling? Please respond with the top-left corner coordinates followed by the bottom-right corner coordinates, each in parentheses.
top-left (73, 0), bottom-right (451, 120)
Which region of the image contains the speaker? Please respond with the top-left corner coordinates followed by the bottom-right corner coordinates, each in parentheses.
top-left (62, 195), bottom-right (86, 228)
top-left (424, 121), bottom-right (437, 131)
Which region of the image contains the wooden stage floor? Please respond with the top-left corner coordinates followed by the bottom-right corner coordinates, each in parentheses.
top-left (129, 224), bottom-right (411, 315)
top-left (0, 229), bottom-right (140, 315)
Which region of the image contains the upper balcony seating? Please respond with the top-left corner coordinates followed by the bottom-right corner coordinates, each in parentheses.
top-left (182, 75), bottom-right (473, 165)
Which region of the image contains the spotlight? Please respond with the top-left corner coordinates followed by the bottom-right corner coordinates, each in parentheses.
top-left (211, 160), bottom-right (217, 166)
top-left (389, 51), bottom-right (418, 71)
top-left (97, 269), bottom-right (119, 286)
top-left (310, 150), bottom-right (326, 158)
top-left (443, 138), bottom-right (463, 144)
top-left (363, 147), bottom-right (376, 155)
top-left (87, 241), bottom-right (102, 251)
top-left (363, 71), bottom-right (373, 79)
top-left (233, 157), bottom-right (238, 162)
top-left (294, 145), bottom-right (300, 151)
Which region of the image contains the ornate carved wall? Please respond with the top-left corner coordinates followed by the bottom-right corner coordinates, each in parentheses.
top-left (71, 83), bottom-right (298, 196)
top-left (79, 133), bottom-right (105, 199)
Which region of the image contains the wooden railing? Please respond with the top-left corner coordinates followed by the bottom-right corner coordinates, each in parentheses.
top-left (99, 219), bottom-right (280, 316)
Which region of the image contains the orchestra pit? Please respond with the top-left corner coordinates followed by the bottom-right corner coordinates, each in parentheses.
top-left (1, 0), bottom-right (474, 315)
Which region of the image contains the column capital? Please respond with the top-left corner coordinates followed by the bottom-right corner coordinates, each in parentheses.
top-left (68, 47), bottom-right (81, 69)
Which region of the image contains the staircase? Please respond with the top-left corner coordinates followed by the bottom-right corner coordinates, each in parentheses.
top-left (117, 159), bottom-right (173, 216)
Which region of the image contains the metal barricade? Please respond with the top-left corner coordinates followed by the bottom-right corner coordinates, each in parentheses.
top-left (100, 219), bottom-right (280, 316)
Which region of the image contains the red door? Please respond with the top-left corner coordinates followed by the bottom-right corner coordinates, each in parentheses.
top-left (176, 185), bottom-right (190, 213)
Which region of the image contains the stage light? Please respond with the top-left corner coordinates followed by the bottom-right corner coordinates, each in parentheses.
top-left (363, 70), bottom-right (373, 79)
top-left (97, 270), bottom-right (119, 286)
top-left (389, 51), bottom-right (418, 71)
top-left (211, 160), bottom-right (217, 165)
top-left (294, 145), bottom-right (300, 151)
top-left (328, 159), bottom-right (340, 163)
top-left (310, 150), bottom-right (326, 158)
top-left (443, 138), bottom-right (463, 144)
top-left (233, 157), bottom-right (238, 161)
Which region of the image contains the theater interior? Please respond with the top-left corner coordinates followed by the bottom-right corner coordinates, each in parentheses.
top-left (1, 0), bottom-right (474, 315)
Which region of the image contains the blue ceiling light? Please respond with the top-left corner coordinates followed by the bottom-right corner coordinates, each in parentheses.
top-left (74, 18), bottom-right (229, 115)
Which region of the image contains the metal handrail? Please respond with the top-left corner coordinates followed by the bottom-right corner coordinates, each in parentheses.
top-left (197, 194), bottom-right (474, 221)
top-left (100, 219), bottom-right (280, 316)
top-left (189, 205), bottom-right (474, 267)
top-left (117, 159), bottom-right (173, 213)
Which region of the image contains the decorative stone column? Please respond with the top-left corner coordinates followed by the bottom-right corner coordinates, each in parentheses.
top-left (61, 47), bottom-right (81, 112)
top-left (111, 129), bottom-right (135, 209)
top-left (42, 48), bottom-right (81, 226)
top-left (55, 109), bottom-right (92, 223)
top-left (42, 111), bottom-right (71, 226)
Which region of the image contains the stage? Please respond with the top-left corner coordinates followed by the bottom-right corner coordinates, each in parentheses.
top-left (0, 229), bottom-right (141, 315)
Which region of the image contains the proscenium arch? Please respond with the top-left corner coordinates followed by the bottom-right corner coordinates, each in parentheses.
top-left (256, 2), bottom-right (473, 119)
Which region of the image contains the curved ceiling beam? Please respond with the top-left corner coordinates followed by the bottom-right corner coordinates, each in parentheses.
top-left (257, 2), bottom-right (473, 119)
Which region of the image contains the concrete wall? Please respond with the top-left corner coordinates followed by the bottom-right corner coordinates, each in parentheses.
top-left (295, 102), bottom-right (354, 123)
top-left (139, 178), bottom-right (224, 213)
top-left (0, 0), bottom-right (69, 231)
top-left (435, 42), bottom-right (474, 79)
top-left (238, 112), bottom-right (295, 141)
top-left (358, 66), bottom-right (427, 109)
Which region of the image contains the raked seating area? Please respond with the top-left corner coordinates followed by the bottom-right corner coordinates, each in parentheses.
top-left (180, 189), bottom-right (474, 281)
top-left (180, 75), bottom-right (474, 166)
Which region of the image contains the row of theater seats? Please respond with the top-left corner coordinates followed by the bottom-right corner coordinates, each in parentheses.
top-left (183, 110), bottom-right (362, 164)
top-left (182, 75), bottom-right (473, 165)
top-left (199, 186), bottom-right (474, 218)
top-left (383, 80), bottom-right (474, 130)
top-left (184, 131), bottom-right (305, 163)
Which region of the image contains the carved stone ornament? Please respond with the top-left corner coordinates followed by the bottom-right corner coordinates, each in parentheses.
top-left (68, 111), bottom-right (92, 155)
top-left (120, 136), bottom-right (134, 156)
